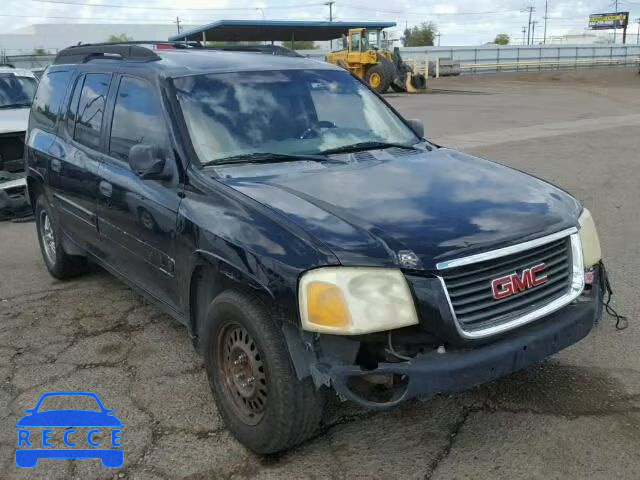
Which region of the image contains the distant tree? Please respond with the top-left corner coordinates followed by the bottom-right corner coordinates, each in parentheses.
top-left (282, 40), bottom-right (317, 50)
top-left (32, 48), bottom-right (47, 55)
top-left (106, 33), bottom-right (133, 43)
top-left (494, 33), bottom-right (510, 45)
top-left (402, 22), bottom-right (437, 47)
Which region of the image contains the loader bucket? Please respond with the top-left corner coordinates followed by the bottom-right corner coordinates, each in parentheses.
top-left (411, 73), bottom-right (427, 90)
top-left (404, 72), bottom-right (427, 93)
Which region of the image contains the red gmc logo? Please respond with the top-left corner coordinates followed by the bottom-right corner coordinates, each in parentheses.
top-left (491, 263), bottom-right (548, 300)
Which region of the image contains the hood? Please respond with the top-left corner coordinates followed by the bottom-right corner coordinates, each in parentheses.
top-left (220, 148), bottom-right (581, 270)
top-left (0, 107), bottom-right (29, 134)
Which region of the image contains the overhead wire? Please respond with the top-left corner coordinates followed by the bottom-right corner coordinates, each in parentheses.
top-left (29, 0), bottom-right (327, 11)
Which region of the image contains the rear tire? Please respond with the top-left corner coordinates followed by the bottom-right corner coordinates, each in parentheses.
top-left (202, 290), bottom-right (324, 454)
top-left (365, 64), bottom-right (391, 93)
top-left (35, 195), bottom-right (86, 279)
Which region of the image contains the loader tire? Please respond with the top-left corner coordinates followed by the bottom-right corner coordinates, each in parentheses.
top-left (365, 64), bottom-right (391, 93)
top-left (378, 55), bottom-right (404, 92)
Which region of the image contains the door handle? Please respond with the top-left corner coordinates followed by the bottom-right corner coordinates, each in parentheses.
top-left (99, 180), bottom-right (113, 198)
top-left (51, 159), bottom-right (61, 173)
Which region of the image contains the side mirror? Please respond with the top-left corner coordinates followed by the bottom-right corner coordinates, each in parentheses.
top-left (128, 144), bottom-right (168, 180)
top-left (407, 119), bottom-right (424, 138)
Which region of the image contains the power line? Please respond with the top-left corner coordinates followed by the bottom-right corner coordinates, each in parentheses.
top-left (0, 12), bottom-right (182, 22)
top-left (30, 0), bottom-right (326, 11)
top-left (31, 0), bottom-right (524, 17)
top-left (339, 3), bottom-right (522, 16)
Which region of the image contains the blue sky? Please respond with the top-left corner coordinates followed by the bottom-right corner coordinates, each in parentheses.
top-left (2, 0), bottom-right (639, 45)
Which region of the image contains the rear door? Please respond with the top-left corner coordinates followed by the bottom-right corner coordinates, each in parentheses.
top-left (96, 74), bottom-right (181, 311)
top-left (26, 68), bottom-right (73, 200)
top-left (49, 72), bottom-right (112, 254)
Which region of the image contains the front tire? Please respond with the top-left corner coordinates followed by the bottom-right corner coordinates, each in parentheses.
top-left (35, 194), bottom-right (86, 279)
top-left (202, 290), bottom-right (324, 454)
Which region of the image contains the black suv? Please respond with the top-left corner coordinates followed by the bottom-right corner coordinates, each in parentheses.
top-left (26, 43), bottom-right (605, 454)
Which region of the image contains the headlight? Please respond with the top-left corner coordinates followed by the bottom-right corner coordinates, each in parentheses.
top-left (578, 208), bottom-right (602, 268)
top-left (298, 267), bottom-right (419, 335)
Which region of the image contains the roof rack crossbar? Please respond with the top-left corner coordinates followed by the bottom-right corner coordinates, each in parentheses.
top-left (52, 43), bottom-right (164, 65)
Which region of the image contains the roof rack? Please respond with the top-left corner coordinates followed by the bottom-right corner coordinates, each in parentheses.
top-left (52, 42), bottom-right (187, 65)
top-left (199, 45), bottom-right (302, 57)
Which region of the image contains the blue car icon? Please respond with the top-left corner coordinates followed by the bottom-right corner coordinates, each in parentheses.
top-left (16, 391), bottom-right (123, 468)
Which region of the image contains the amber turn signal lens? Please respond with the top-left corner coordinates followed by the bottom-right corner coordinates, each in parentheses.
top-left (306, 281), bottom-right (350, 329)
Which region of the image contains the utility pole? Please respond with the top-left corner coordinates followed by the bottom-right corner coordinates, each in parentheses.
top-left (531, 20), bottom-right (537, 45)
top-left (613, 0), bottom-right (618, 44)
top-left (436, 33), bottom-right (441, 46)
top-left (543, 0), bottom-right (548, 44)
top-left (325, 1), bottom-right (335, 50)
top-left (175, 16), bottom-right (181, 34)
top-left (636, 18), bottom-right (640, 45)
top-left (522, 26), bottom-right (527, 45)
top-left (523, 6), bottom-right (535, 45)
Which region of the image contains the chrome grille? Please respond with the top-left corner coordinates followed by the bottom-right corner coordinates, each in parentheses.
top-left (439, 235), bottom-right (574, 334)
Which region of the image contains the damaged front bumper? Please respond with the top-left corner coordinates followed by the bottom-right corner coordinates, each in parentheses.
top-left (313, 276), bottom-right (603, 410)
top-left (0, 172), bottom-right (30, 220)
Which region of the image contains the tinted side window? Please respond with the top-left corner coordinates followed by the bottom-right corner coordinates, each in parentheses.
top-left (109, 76), bottom-right (169, 162)
top-left (66, 74), bottom-right (84, 128)
top-left (74, 73), bottom-right (111, 150)
top-left (31, 70), bottom-right (72, 129)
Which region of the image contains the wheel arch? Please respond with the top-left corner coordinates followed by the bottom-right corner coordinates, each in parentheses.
top-left (187, 250), bottom-right (276, 348)
top-left (26, 175), bottom-right (43, 213)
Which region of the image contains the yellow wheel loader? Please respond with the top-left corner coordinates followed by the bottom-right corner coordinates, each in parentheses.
top-left (325, 28), bottom-right (426, 94)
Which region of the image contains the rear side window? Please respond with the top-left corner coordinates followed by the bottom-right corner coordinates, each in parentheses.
top-left (31, 70), bottom-right (72, 129)
top-left (66, 74), bottom-right (84, 127)
top-left (73, 73), bottom-right (111, 150)
top-left (109, 76), bottom-right (169, 162)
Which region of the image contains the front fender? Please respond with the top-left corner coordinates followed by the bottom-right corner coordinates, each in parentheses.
top-left (193, 248), bottom-right (275, 299)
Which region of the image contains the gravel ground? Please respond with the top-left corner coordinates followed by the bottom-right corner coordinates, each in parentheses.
top-left (1, 67), bottom-right (639, 479)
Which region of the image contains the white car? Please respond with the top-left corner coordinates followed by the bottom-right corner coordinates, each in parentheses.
top-left (0, 65), bottom-right (37, 172)
top-left (0, 65), bottom-right (36, 218)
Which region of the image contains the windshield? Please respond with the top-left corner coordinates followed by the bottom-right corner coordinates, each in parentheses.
top-left (366, 30), bottom-right (380, 49)
top-left (37, 395), bottom-right (101, 412)
top-left (0, 74), bottom-right (37, 108)
top-left (174, 69), bottom-right (419, 165)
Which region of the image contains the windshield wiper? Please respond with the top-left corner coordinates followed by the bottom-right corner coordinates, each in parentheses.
top-left (203, 152), bottom-right (343, 167)
top-left (0, 102), bottom-right (31, 109)
top-left (319, 141), bottom-right (418, 155)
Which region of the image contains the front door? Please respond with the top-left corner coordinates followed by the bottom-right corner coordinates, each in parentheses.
top-left (347, 29), bottom-right (363, 64)
top-left (96, 75), bottom-right (181, 311)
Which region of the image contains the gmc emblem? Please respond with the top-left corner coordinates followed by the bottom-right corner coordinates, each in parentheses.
top-left (491, 263), bottom-right (548, 300)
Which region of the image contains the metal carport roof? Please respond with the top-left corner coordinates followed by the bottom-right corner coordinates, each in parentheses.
top-left (168, 20), bottom-right (396, 43)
